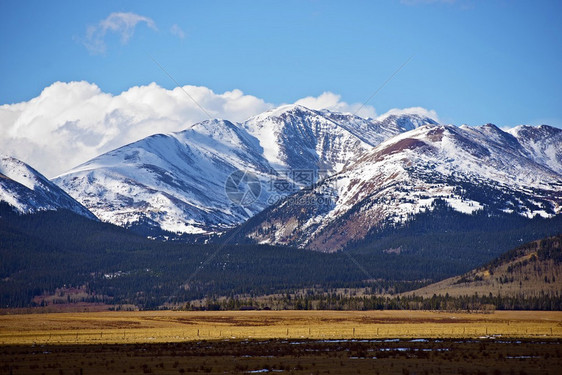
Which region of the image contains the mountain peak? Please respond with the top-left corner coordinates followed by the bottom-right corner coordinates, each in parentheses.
top-left (376, 113), bottom-right (439, 133)
top-left (0, 155), bottom-right (45, 191)
top-left (249, 104), bottom-right (319, 122)
top-left (0, 156), bottom-right (96, 218)
top-left (507, 123), bottom-right (562, 174)
top-left (508, 123), bottom-right (561, 138)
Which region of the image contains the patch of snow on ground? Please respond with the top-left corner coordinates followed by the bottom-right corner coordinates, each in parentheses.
top-left (444, 197), bottom-right (483, 215)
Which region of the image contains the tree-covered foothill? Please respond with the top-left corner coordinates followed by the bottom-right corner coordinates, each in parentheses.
top-left (1, 203), bottom-right (561, 310)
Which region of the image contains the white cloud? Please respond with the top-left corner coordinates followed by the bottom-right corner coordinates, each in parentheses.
top-left (82, 12), bottom-right (157, 54)
top-left (293, 91), bottom-right (377, 118)
top-left (377, 106), bottom-right (440, 122)
top-left (0, 81), bottom-right (272, 177)
top-left (170, 24), bottom-right (185, 39)
top-left (0, 82), bottom-right (439, 178)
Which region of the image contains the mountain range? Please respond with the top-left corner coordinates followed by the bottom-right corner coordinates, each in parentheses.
top-left (1, 105), bottom-right (561, 252)
top-left (51, 105), bottom-right (439, 237)
top-left (234, 122), bottom-right (562, 252)
top-left (2, 105), bottom-right (562, 310)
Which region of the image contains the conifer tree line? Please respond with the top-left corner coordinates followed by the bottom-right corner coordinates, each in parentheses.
top-left (187, 292), bottom-right (562, 312)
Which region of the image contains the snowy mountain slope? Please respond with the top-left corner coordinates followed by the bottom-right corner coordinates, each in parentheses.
top-left (236, 123), bottom-right (562, 252)
top-left (54, 119), bottom-right (278, 235)
top-left (0, 155), bottom-right (96, 218)
top-left (507, 125), bottom-right (562, 174)
top-left (55, 106), bottom-right (439, 235)
top-left (241, 105), bottom-right (372, 172)
top-left (242, 105), bottom-right (436, 172)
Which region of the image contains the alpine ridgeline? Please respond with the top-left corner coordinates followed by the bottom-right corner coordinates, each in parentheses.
top-left (54, 105), bottom-right (435, 236)
top-left (233, 122), bottom-right (562, 252)
top-left (53, 105), bottom-right (561, 248)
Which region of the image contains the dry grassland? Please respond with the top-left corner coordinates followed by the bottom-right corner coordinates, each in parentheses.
top-left (1, 310), bottom-right (561, 345)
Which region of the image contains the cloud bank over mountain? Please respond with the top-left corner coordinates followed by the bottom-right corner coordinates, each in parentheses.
top-left (1, 81), bottom-right (414, 177)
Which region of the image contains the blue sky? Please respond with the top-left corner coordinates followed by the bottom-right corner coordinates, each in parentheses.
top-left (1, 0), bottom-right (562, 177)
top-left (1, 0), bottom-right (561, 127)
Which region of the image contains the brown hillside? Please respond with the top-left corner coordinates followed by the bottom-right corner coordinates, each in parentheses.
top-left (405, 235), bottom-right (562, 298)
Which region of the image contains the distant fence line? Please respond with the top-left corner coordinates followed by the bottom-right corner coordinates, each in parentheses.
top-left (2, 324), bottom-right (561, 345)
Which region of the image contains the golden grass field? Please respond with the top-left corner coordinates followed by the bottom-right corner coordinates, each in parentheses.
top-left (1, 310), bottom-right (561, 345)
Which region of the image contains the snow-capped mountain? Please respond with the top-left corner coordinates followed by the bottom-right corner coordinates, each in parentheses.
top-left (235, 123), bottom-right (562, 252)
top-left (0, 155), bottom-right (96, 219)
top-left (54, 120), bottom-right (277, 235)
top-left (507, 125), bottom-right (562, 174)
top-left (55, 106), bottom-right (437, 234)
top-left (241, 105), bottom-right (436, 172)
